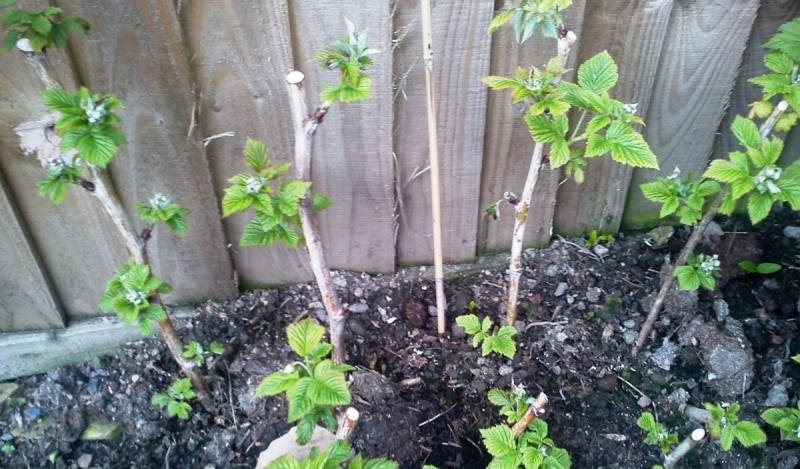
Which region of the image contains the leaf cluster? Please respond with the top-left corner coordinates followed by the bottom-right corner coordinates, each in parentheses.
top-left (748, 19), bottom-right (800, 126)
top-left (703, 116), bottom-right (800, 224)
top-left (99, 259), bottom-right (171, 335)
top-left (136, 193), bottom-right (190, 236)
top-left (43, 87), bottom-right (127, 168)
top-left (640, 168), bottom-right (721, 226)
top-left (255, 319), bottom-right (354, 445)
top-left (674, 253), bottom-right (720, 291)
top-left (455, 314), bottom-right (517, 359)
top-left (484, 51), bottom-right (658, 186)
top-left (636, 412), bottom-right (678, 455)
top-left (1, 1), bottom-right (89, 53)
top-left (488, 385), bottom-right (533, 424)
top-left (584, 229), bottom-right (613, 248)
top-left (266, 438), bottom-right (397, 469)
top-left (183, 340), bottom-right (224, 366)
top-left (36, 157), bottom-right (84, 205)
top-left (488, 0), bottom-right (572, 43)
top-left (705, 402), bottom-right (767, 451)
top-left (151, 377), bottom-right (195, 420)
top-left (761, 400), bottom-right (800, 442)
top-left (480, 419), bottom-right (571, 469)
top-left (222, 138), bottom-right (331, 248)
top-left (314, 18), bottom-right (378, 105)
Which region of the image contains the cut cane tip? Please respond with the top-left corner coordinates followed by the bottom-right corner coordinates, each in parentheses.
top-left (286, 70), bottom-right (305, 85)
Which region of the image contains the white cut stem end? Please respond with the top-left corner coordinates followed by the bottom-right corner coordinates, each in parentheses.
top-left (663, 428), bottom-right (705, 468)
top-left (286, 70), bottom-right (305, 85)
top-left (335, 407), bottom-right (360, 441)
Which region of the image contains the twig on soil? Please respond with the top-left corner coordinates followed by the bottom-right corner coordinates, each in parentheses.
top-left (400, 377), bottom-right (423, 386)
top-left (524, 320), bottom-right (568, 331)
top-left (225, 362), bottom-right (238, 429)
top-left (418, 404), bottom-right (457, 427)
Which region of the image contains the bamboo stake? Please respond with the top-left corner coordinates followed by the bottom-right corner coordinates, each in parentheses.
top-left (15, 41), bottom-right (214, 411)
top-left (420, 0), bottom-right (447, 335)
top-left (632, 100), bottom-right (789, 356)
top-left (285, 71), bottom-right (348, 365)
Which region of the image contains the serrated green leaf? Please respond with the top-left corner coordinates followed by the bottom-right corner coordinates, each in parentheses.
top-left (578, 50), bottom-right (618, 94)
top-left (704, 158), bottom-right (749, 184)
top-left (604, 121), bottom-right (658, 168)
top-left (287, 318), bottom-right (325, 358)
top-left (521, 447), bottom-right (545, 469)
top-left (488, 9), bottom-right (515, 34)
top-left (731, 116), bottom-right (761, 150)
top-left (544, 447), bottom-right (572, 469)
top-left (674, 265), bottom-right (700, 291)
top-left (43, 87), bottom-right (77, 112)
top-left (456, 314), bottom-right (482, 335)
top-left (488, 388), bottom-right (513, 408)
top-left (734, 420), bottom-right (767, 447)
top-left (636, 412), bottom-right (657, 432)
top-left (265, 455), bottom-right (301, 469)
top-left (525, 113), bottom-right (568, 143)
top-left (764, 17), bottom-right (800, 61)
top-left (748, 191), bottom-right (774, 224)
top-left (244, 138), bottom-right (269, 172)
top-left (221, 183), bottom-right (255, 217)
top-left (312, 191), bottom-right (332, 212)
top-left (255, 370), bottom-right (299, 397)
top-left (286, 377), bottom-right (314, 422)
top-left (480, 424), bottom-right (517, 458)
top-left (307, 371), bottom-right (351, 406)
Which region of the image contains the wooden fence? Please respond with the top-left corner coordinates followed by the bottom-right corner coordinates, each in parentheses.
top-left (1, 0), bottom-right (799, 332)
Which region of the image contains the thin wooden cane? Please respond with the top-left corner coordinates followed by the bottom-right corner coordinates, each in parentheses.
top-left (420, 0), bottom-right (447, 334)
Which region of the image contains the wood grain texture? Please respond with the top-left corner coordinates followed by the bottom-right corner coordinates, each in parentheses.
top-left (554, 0), bottom-right (672, 237)
top-left (394, 0), bottom-right (494, 263)
top-left (714, 1), bottom-right (800, 167)
top-left (0, 167), bottom-right (64, 331)
top-left (179, 1), bottom-right (313, 285)
top-left (288, 0), bottom-right (395, 273)
top-left (478, 0), bottom-right (586, 253)
top-left (0, 1), bottom-right (127, 321)
top-left (59, 0), bottom-right (237, 301)
top-left (623, 0), bottom-right (759, 229)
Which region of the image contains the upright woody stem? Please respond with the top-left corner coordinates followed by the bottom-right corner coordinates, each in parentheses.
top-left (15, 42), bottom-right (213, 411)
top-left (506, 29), bottom-right (576, 326)
top-left (286, 70), bottom-right (348, 365)
top-left (632, 100), bottom-right (789, 356)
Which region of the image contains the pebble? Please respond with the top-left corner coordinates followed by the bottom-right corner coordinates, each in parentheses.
top-left (554, 282), bottom-right (568, 297)
top-left (23, 407), bottom-right (41, 420)
top-left (783, 226), bottom-right (800, 240)
top-left (651, 338), bottom-right (679, 371)
top-left (713, 298), bottom-right (729, 322)
top-left (623, 319), bottom-right (636, 329)
top-left (498, 365), bottom-right (514, 377)
top-left (763, 380), bottom-right (790, 408)
top-left (623, 330), bottom-right (638, 345)
top-left (586, 287), bottom-right (602, 303)
top-left (77, 453), bottom-right (92, 469)
top-left (593, 244), bottom-right (610, 257)
top-left (347, 319), bottom-right (367, 336)
top-left (347, 303), bottom-right (369, 314)
top-left (450, 323), bottom-right (466, 339)
top-left (637, 395), bottom-right (652, 408)
top-left (545, 264), bottom-right (559, 276)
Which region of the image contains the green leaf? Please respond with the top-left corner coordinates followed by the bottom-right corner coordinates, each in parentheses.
top-left (244, 138), bottom-right (269, 173)
top-left (287, 318), bottom-right (325, 358)
top-left (307, 370), bottom-right (351, 406)
top-left (550, 138), bottom-right (571, 168)
top-left (294, 415), bottom-right (316, 445)
top-left (637, 412), bottom-right (658, 432)
top-left (68, 128), bottom-right (118, 167)
top-left (480, 424), bottom-right (517, 458)
top-left (487, 9), bottom-right (514, 34)
top-left (43, 87), bottom-right (77, 112)
top-left (525, 114), bottom-right (568, 143)
top-left (255, 370), bottom-right (299, 397)
top-left (747, 191), bottom-right (774, 224)
top-left (577, 51), bottom-right (618, 95)
top-left (733, 421), bottom-right (767, 447)
top-left (674, 265), bottom-right (700, 291)
top-left (455, 314), bottom-right (482, 335)
top-left (488, 388), bottom-right (513, 408)
top-left (277, 180), bottom-right (311, 216)
top-left (731, 116), bottom-right (761, 150)
top-left (265, 455), bottom-right (302, 469)
top-left (489, 326), bottom-right (517, 358)
top-left (544, 447), bottom-right (572, 469)
top-left (603, 121), bottom-right (659, 168)
top-left (704, 158), bottom-right (749, 185)
top-left (764, 51), bottom-right (795, 75)
top-left (312, 192), bottom-right (333, 212)
top-left (221, 183), bottom-right (255, 217)
top-left (764, 17), bottom-right (800, 61)
top-left (286, 377), bottom-right (314, 422)
top-left (151, 392), bottom-right (170, 408)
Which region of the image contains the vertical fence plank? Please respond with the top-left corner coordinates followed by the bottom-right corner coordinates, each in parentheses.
top-left (554, 0), bottom-right (672, 237)
top-left (58, 0), bottom-right (237, 301)
top-left (715, 1), bottom-right (800, 168)
top-left (0, 6), bottom-right (128, 321)
top-left (623, 1), bottom-right (760, 228)
top-left (288, 0), bottom-right (396, 273)
top-left (394, 0), bottom-right (493, 264)
top-left (478, 0), bottom-right (587, 253)
top-left (0, 167), bottom-right (64, 331)
top-left (179, 1), bottom-right (312, 286)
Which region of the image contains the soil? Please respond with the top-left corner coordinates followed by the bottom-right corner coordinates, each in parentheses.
top-left (2, 210), bottom-right (800, 469)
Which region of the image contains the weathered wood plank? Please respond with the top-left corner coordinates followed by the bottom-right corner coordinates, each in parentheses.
top-left (288, 0), bottom-right (396, 273)
top-left (623, 1), bottom-right (759, 229)
top-left (179, 1), bottom-right (312, 285)
top-left (394, 0), bottom-right (493, 263)
top-left (0, 1), bottom-right (127, 321)
top-left (554, 0), bottom-right (672, 237)
top-left (0, 167), bottom-right (64, 331)
top-left (478, 0), bottom-right (587, 253)
top-left (59, 0), bottom-right (238, 301)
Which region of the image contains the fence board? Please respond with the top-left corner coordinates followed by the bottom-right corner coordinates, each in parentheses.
top-left (59, 0), bottom-right (237, 301)
top-left (288, 0), bottom-right (396, 273)
top-left (623, 1), bottom-right (759, 229)
top-left (478, 0), bottom-right (587, 253)
top-left (394, 0), bottom-right (493, 264)
top-left (554, 0), bottom-right (672, 237)
top-left (0, 17), bottom-right (128, 322)
top-left (0, 167), bottom-right (63, 331)
top-left (180, 1), bottom-right (312, 286)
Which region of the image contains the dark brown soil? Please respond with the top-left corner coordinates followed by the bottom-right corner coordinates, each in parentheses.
top-left (2, 210), bottom-right (800, 469)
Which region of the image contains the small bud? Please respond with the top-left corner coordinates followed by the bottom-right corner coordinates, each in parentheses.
top-left (283, 364), bottom-right (296, 374)
top-left (504, 191), bottom-right (519, 205)
top-left (80, 179), bottom-right (95, 192)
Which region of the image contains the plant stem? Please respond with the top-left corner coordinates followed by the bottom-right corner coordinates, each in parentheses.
top-left (663, 428), bottom-right (706, 468)
top-left (511, 392), bottom-right (548, 438)
top-left (632, 100), bottom-right (788, 356)
top-left (505, 29), bottom-right (576, 326)
top-left (335, 407), bottom-right (360, 441)
top-left (15, 46), bottom-right (213, 410)
top-left (420, 0), bottom-right (448, 335)
top-left (285, 71), bottom-right (348, 365)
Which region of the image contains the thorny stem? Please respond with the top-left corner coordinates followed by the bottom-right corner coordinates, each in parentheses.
top-left (663, 428), bottom-right (706, 468)
top-left (286, 70), bottom-right (347, 365)
top-left (506, 29), bottom-right (576, 326)
top-left (632, 100), bottom-right (789, 356)
top-left (16, 46), bottom-right (214, 412)
top-left (511, 392), bottom-right (548, 438)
